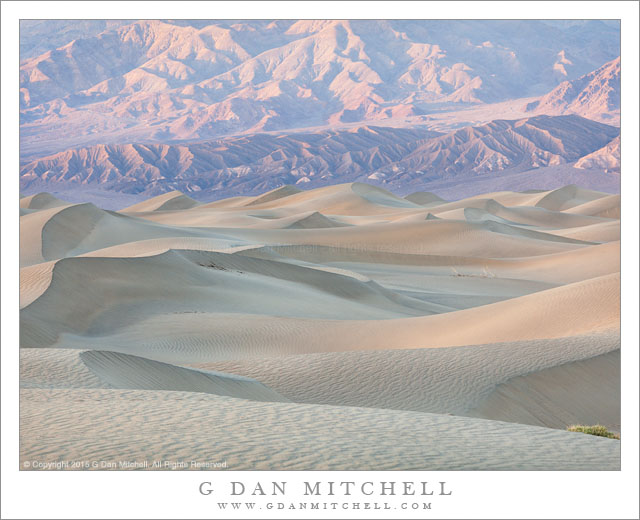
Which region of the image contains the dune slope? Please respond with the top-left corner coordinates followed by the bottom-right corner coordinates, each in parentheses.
top-left (468, 350), bottom-right (620, 432)
top-left (80, 350), bottom-right (289, 402)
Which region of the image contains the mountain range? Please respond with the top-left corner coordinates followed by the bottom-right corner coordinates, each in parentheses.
top-left (20, 114), bottom-right (619, 198)
top-left (525, 57), bottom-right (620, 125)
top-left (19, 20), bottom-right (621, 200)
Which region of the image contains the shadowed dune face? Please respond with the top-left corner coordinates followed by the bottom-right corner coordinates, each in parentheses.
top-left (122, 190), bottom-right (200, 212)
top-left (19, 182), bottom-right (621, 470)
top-left (466, 349), bottom-right (620, 433)
top-left (244, 185), bottom-right (302, 206)
top-left (534, 184), bottom-right (608, 211)
top-left (404, 191), bottom-right (446, 206)
top-left (19, 192), bottom-right (68, 210)
top-left (79, 350), bottom-right (289, 402)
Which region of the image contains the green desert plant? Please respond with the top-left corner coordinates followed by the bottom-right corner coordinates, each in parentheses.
top-left (567, 424), bottom-right (620, 440)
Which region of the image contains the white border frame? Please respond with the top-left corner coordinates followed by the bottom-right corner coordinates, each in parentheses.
top-left (2, 3), bottom-right (638, 519)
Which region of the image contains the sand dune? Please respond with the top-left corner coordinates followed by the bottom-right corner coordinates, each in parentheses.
top-left (462, 190), bottom-right (553, 207)
top-left (197, 195), bottom-right (253, 209)
top-left (21, 201), bottom-right (230, 265)
top-left (80, 350), bottom-right (288, 402)
top-left (535, 184), bottom-right (609, 211)
top-left (404, 191), bottom-right (446, 206)
top-left (20, 248), bottom-right (448, 349)
top-left (564, 194), bottom-right (620, 219)
top-left (19, 192), bottom-right (68, 210)
top-left (28, 271), bottom-right (619, 363)
top-left (20, 348), bottom-right (107, 389)
top-left (227, 219), bottom-right (590, 258)
top-left (468, 349), bottom-right (620, 432)
top-left (463, 206), bottom-right (525, 226)
top-left (20, 204), bottom-right (71, 266)
top-left (19, 260), bottom-right (57, 308)
top-left (122, 190), bottom-right (200, 212)
top-left (433, 197), bottom-right (606, 228)
top-left (202, 332), bottom-right (619, 420)
top-left (475, 220), bottom-right (593, 244)
top-left (106, 183), bottom-right (613, 237)
top-left (284, 211), bottom-right (347, 229)
top-left (241, 240), bottom-right (618, 285)
top-left (20, 234), bottom-right (611, 318)
top-left (167, 210), bottom-right (351, 230)
top-left (41, 203), bottom-right (108, 260)
top-left (489, 241), bottom-right (620, 284)
top-left (79, 237), bottom-right (252, 258)
top-left (74, 209), bottom-right (591, 256)
top-left (124, 208), bottom-right (283, 228)
top-left (244, 185), bottom-right (302, 206)
top-left (123, 206), bottom-right (390, 229)
top-left (235, 182), bottom-right (420, 215)
top-left (546, 220), bottom-right (620, 243)
top-left (19, 182), bottom-right (620, 470)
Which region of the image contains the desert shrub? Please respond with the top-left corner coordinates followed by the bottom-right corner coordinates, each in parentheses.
top-left (567, 424), bottom-right (620, 440)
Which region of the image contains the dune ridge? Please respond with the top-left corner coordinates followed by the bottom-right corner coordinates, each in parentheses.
top-left (245, 185), bottom-right (302, 206)
top-left (122, 190), bottom-right (200, 212)
top-left (564, 194), bottom-right (620, 218)
top-left (19, 192), bottom-right (68, 211)
top-left (535, 184), bottom-right (609, 211)
top-left (26, 271), bottom-right (619, 363)
top-left (200, 332), bottom-right (619, 421)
